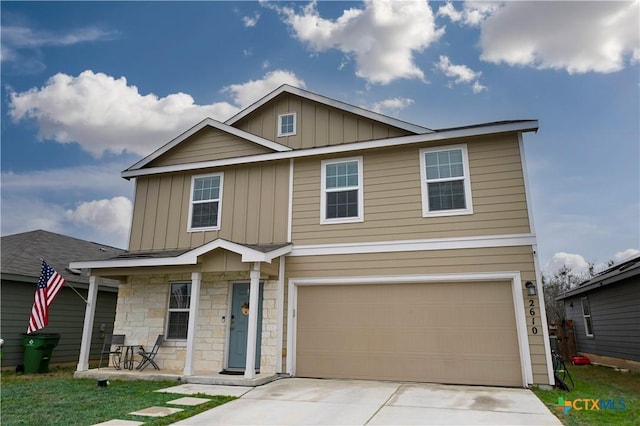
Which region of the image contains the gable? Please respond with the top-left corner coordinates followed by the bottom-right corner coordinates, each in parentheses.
top-left (233, 92), bottom-right (416, 149)
top-left (147, 126), bottom-right (275, 168)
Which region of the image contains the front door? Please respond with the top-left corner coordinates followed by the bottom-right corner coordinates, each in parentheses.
top-left (227, 282), bottom-right (263, 370)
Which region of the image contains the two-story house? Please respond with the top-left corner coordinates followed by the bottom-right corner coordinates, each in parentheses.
top-left (71, 85), bottom-right (554, 388)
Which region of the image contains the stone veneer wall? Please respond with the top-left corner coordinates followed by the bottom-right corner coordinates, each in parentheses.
top-left (113, 273), bottom-right (278, 374)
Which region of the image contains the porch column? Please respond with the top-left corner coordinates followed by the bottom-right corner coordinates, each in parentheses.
top-left (244, 262), bottom-right (261, 379)
top-left (77, 275), bottom-right (98, 371)
top-left (183, 271), bottom-right (202, 376)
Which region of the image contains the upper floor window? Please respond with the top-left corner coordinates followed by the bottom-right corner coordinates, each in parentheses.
top-left (167, 282), bottom-right (191, 340)
top-left (188, 173), bottom-right (223, 231)
top-left (581, 297), bottom-right (594, 337)
top-left (278, 113), bottom-right (296, 137)
top-left (419, 145), bottom-right (473, 217)
top-left (321, 157), bottom-right (364, 224)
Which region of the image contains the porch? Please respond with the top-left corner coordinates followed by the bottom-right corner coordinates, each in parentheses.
top-left (74, 366), bottom-right (285, 386)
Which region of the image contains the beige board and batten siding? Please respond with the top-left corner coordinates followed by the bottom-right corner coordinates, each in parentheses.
top-left (233, 93), bottom-right (413, 148)
top-left (147, 126), bottom-right (274, 168)
top-left (129, 160), bottom-right (290, 252)
top-left (291, 133), bottom-right (530, 244)
top-left (285, 245), bottom-right (550, 385)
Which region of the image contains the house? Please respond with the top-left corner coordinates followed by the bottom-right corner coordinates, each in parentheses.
top-left (71, 85), bottom-right (554, 388)
top-left (557, 254), bottom-right (640, 371)
top-left (1, 230), bottom-right (124, 368)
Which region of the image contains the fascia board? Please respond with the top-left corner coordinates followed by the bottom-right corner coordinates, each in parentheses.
top-left (122, 120), bottom-right (539, 179)
top-left (124, 118), bottom-right (292, 174)
top-left (225, 84), bottom-right (433, 134)
top-left (69, 239), bottom-right (293, 269)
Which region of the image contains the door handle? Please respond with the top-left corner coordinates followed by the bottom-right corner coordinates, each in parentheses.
top-left (230, 314), bottom-right (235, 330)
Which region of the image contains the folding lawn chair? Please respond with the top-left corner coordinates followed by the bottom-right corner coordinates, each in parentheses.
top-left (136, 334), bottom-right (164, 371)
top-left (98, 333), bottom-right (125, 369)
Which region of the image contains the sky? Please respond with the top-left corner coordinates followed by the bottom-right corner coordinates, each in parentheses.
top-left (1, 0), bottom-right (639, 275)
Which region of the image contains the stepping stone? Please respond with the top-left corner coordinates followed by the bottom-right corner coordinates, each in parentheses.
top-left (129, 406), bottom-right (184, 417)
top-left (168, 396), bottom-right (211, 406)
top-left (156, 383), bottom-right (252, 397)
top-left (91, 420), bottom-right (144, 426)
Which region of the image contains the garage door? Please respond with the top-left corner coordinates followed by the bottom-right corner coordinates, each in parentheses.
top-left (295, 281), bottom-right (522, 387)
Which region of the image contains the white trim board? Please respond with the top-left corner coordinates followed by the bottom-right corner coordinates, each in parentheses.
top-left (286, 272), bottom-right (534, 388)
top-left (122, 120), bottom-right (538, 179)
top-left (289, 233), bottom-right (537, 257)
top-left (69, 239), bottom-right (292, 269)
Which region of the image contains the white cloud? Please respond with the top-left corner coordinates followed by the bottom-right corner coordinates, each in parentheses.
top-left (476, 1), bottom-right (640, 74)
top-left (7, 69), bottom-right (306, 158)
top-left (65, 197), bottom-right (132, 243)
top-left (222, 70), bottom-right (306, 108)
top-left (437, 1), bottom-right (500, 27)
top-left (435, 55), bottom-right (487, 93)
top-left (614, 248), bottom-right (640, 263)
top-left (1, 24), bottom-right (118, 74)
top-left (272, 0), bottom-right (444, 84)
top-left (545, 252), bottom-right (591, 275)
top-left (371, 97), bottom-right (414, 116)
top-left (1, 162), bottom-right (134, 248)
top-left (242, 13), bottom-right (260, 27)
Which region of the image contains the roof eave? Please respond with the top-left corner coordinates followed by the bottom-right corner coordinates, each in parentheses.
top-left (69, 239), bottom-right (293, 270)
top-left (122, 119), bottom-right (538, 180)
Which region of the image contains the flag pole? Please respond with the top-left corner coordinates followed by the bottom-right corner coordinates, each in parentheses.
top-left (40, 258), bottom-right (88, 304)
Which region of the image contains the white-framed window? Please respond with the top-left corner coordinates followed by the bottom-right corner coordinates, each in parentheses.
top-left (167, 282), bottom-right (191, 340)
top-left (320, 156), bottom-right (364, 224)
top-left (581, 297), bottom-right (594, 337)
top-left (277, 113), bottom-right (296, 137)
top-left (419, 144), bottom-right (473, 217)
top-left (188, 173), bottom-right (223, 231)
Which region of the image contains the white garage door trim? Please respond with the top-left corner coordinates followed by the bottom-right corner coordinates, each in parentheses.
top-left (287, 272), bottom-right (533, 387)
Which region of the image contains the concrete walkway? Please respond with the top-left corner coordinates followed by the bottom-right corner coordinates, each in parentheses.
top-left (170, 378), bottom-right (562, 425)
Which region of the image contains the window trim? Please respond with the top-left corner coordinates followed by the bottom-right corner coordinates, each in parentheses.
top-left (320, 156), bottom-right (364, 224)
top-left (581, 297), bottom-right (594, 337)
top-left (187, 172), bottom-right (224, 232)
top-left (277, 113), bottom-right (297, 137)
top-left (419, 144), bottom-right (473, 217)
top-left (166, 281), bottom-right (192, 341)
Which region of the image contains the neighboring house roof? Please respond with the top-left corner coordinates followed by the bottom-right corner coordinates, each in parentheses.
top-left (70, 239), bottom-right (292, 269)
top-left (225, 84), bottom-right (434, 134)
top-left (556, 254), bottom-right (640, 300)
top-left (1, 230), bottom-right (125, 288)
top-left (122, 119), bottom-right (538, 179)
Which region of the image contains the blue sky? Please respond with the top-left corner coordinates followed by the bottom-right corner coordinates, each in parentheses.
top-left (1, 1), bottom-right (639, 274)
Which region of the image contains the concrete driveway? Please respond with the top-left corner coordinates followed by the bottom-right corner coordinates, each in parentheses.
top-left (171, 378), bottom-right (561, 425)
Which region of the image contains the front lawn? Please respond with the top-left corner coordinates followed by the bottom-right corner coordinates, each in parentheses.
top-left (532, 364), bottom-right (639, 426)
top-left (1, 367), bottom-right (235, 425)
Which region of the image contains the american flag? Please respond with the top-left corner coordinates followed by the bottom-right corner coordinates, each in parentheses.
top-left (27, 260), bottom-right (66, 334)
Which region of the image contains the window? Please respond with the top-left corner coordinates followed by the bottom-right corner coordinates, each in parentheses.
top-left (321, 157), bottom-right (364, 224)
top-left (581, 297), bottom-right (594, 337)
top-left (167, 282), bottom-right (191, 340)
top-left (419, 145), bottom-right (473, 217)
top-left (277, 113), bottom-right (296, 137)
top-left (188, 173), bottom-right (223, 231)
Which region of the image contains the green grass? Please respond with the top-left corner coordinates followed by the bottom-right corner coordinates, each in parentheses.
top-left (1, 366), bottom-right (235, 425)
top-left (532, 364), bottom-right (640, 426)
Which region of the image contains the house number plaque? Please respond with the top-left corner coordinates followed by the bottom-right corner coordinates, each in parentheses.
top-left (528, 299), bottom-right (538, 334)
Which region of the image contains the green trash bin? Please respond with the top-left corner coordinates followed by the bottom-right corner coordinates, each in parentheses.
top-left (22, 333), bottom-right (61, 373)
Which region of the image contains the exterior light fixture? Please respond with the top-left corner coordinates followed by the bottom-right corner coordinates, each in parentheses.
top-left (525, 281), bottom-right (537, 296)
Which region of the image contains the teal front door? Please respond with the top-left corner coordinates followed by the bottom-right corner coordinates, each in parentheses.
top-left (227, 282), bottom-right (263, 370)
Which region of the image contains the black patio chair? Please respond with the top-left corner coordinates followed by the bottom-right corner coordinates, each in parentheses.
top-left (98, 333), bottom-right (125, 369)
top-left (136, 334), bottom-right (164, 371)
